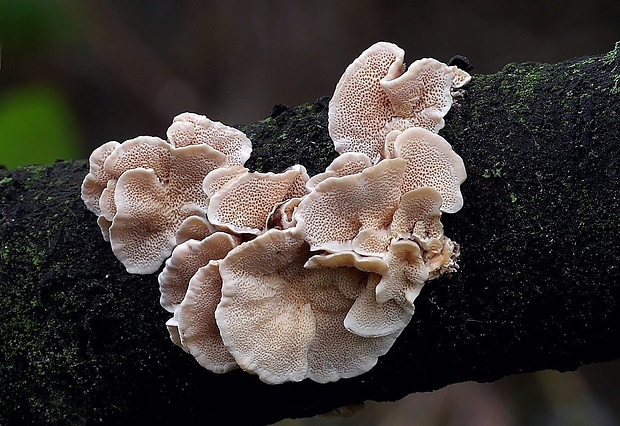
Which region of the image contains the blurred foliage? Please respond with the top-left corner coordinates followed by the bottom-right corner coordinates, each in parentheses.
top-left (2, 0), bottom-right (78, 50)
top-left (0, 85), bottom-right (82, 168)
top-left (0, 0), bottom-right (83, 168)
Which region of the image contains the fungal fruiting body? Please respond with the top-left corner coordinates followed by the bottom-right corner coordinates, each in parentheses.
top-left (81, 41), bottom-right (470, 384)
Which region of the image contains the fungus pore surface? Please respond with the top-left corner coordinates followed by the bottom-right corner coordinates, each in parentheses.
top-left (215, 229), bottom-right (399, 384)
top-left (80, 40), bottom-right (469, 384)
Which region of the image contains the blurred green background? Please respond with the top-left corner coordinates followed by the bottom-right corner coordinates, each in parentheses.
top-left (1, 1), bottom-right (619, 425)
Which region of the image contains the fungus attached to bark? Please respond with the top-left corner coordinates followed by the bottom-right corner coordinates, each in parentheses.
top-left (207, 165), bottom-right (309, 235)
top-left (176, 261), bottom-right (238, 373)
top-left (80, 41), bottom-right (469, 384)
top-left (215, 229), bottom-right (399, 384)
top-left (392, 127), bottom-right (467, 213)
top-left (293, 158), bottom-right (407, 252)
top-left (167, 112), bottom-right (252, 166)
top-left (329, 41), bottom-right (470, 162)
top-left (108, 142), bottom-right (227, 274)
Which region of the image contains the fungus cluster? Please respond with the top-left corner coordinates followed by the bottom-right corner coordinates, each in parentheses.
top-left (81, 41), bottom-right (470, 384)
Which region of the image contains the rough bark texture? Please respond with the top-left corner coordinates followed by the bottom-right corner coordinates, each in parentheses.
top-left (1, 43), bottom-right (620, 425)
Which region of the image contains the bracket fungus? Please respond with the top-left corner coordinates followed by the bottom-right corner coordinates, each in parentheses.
top-left (392, 187), bottom-right (444, 247)
top-left (175, 261), bottom-right (239, 373)
top-left (175, 214), bottom-right (217, 245)
top-left (81, 141), bottom-right (121, 240)
top-left (81, 40), bottom-right (470, 384)
top-left (206, 165), bottom-right (309, 235)
top-left (167, 112), bottom-right (252, 166)
top-left (293, 158), bottom-right (407, 252)
top-left (215, 229), bottom-right (399, 384)
top-left (159, 232), bottom-right (240, 314)
top-left (107, 142), bottom-right (227, 274)
top-left (329, 41), bottom-right (471, 162)
top-left (344, 273), bottom-right (413, 338)
top-left (392, 128), bottom-right (467, 213)
top-left (266, 197), bottom-right (304, 230)
top-left (305, 152), bottom-right (373, 190)
top-left (81, 114), bottom-right (250, 274)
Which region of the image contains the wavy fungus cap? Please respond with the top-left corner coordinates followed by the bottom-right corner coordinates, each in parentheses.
top-left (293, 158), bottom-right (407, 252)
top-left (95, 136), bottom-right (175, 241)
top-left (344, 274), bottom-right (413, 338)
top-left (215, 229), bottom-right (399, 384)
top-left (81, 141), bottom-right (121, 241)
top-left (329, 41), bottom-right (470, 162)
top-left (158, 232), bottom-right (240, 313)
top-left (381, 58), bottom-right (463, 133)
top-left (392, 127), bottom-right (467, 213)
top-left (345, 240), bottom-right (429, 338)
top-left (81, 141), bottom-right (121, 217)
top-left (108, 141), bottom-right (227, 274)
top-left (176, 261), bottom-right (239, 373)
top-left (303, 233), bottom-right (434, 339)
top-left (81, 114), bottom-right (251, 255)
top-left (207, 165), bottom-right (309, 235)
top-left (305, 152), bottom-right (373, 190)
top-left (328, 42), bottom-right (404, 162)
top-left (80, 42), bottom-right (469, 385)
top-left (174, 214), bottom-right (217, 245)
top-left (392, 187), bottom-right (444, 248)
top-left (167, 112), bottom-right (252, 166)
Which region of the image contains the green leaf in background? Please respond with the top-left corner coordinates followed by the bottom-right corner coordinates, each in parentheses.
top-left (0, 85), bottom-right (82, 169)
top-left (1, 0), bottom-right (79, 52)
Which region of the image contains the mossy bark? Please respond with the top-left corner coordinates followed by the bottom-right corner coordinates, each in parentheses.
top-left (1, 43), bottom-right (620, 425)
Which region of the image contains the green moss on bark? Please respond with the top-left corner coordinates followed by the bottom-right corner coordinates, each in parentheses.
top-left (239, 96), bottom-right (338, 176)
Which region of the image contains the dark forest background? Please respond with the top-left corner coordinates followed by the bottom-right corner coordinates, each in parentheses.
top-left (2, 0), bottom-right (620, 168)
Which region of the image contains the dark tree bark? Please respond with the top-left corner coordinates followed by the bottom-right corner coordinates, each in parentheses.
top-left (1, 43), bottom-right (620, 425)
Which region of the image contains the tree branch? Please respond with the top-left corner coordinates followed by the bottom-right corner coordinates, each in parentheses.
top-left (1, 43), bottom-right (620, 425)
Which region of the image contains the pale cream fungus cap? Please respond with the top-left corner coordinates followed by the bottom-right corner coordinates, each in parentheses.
top-left (80, 41), bottom-right (470, 384)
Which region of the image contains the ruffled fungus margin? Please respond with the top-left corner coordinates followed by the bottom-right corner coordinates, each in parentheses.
top-left (80, 40), bottom-right (470, 384)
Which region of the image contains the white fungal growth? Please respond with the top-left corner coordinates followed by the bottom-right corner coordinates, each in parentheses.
top-left (81, 40), bottom-right (469, 384)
